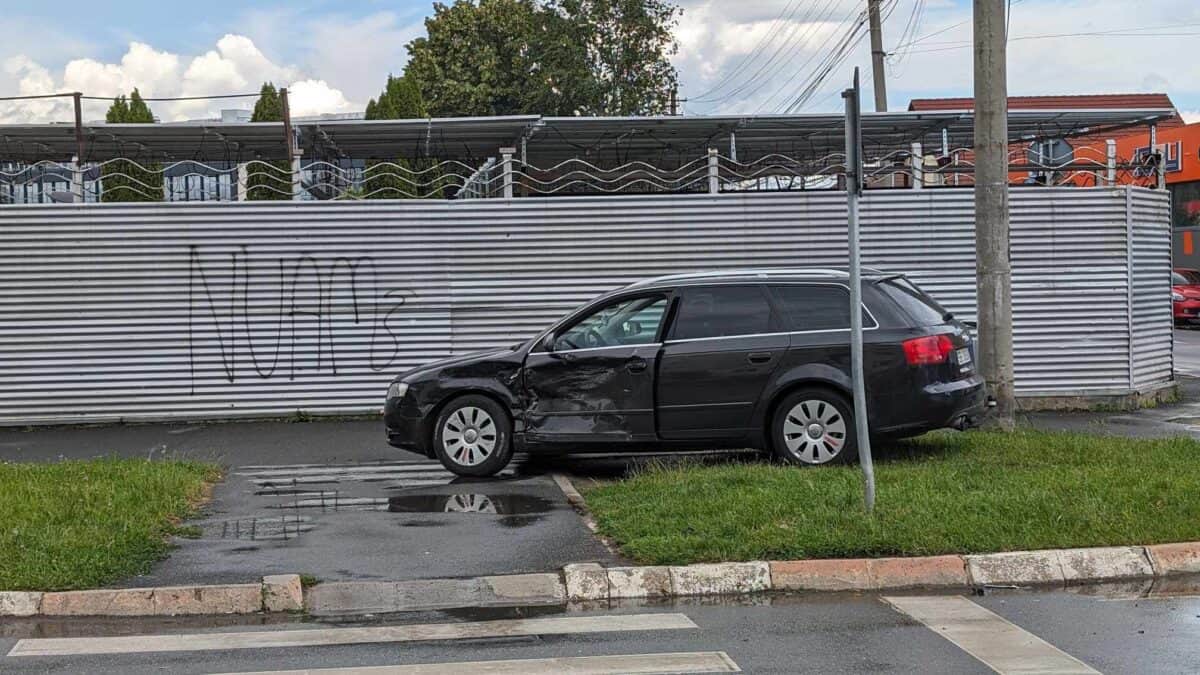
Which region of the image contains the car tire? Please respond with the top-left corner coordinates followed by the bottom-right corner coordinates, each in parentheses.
top-left (770, 388), bottom-right (859, 466)
top-left (432, 395), bottom-right (513, 477)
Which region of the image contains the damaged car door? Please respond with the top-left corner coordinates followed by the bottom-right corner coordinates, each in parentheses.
top-left (521, 293), bottom-right (670, 446)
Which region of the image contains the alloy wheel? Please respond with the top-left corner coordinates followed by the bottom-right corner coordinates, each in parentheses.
top-left (782, 398), bottom-right (848, 464)
top-left (441, 406), bottom-right (497, 467)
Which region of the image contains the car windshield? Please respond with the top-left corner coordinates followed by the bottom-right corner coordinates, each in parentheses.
top-left (1175, 270), bottom-right (1200, 285)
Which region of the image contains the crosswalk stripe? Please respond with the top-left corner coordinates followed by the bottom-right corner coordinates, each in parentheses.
top-left (7, 613), bottom-right (699, 657)
top-left (215, 651), bottom-right (741, 675)
top-left (883, 596), bottom-right (1100, 674)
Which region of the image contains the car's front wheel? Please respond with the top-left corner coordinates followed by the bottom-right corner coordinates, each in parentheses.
top-left (432, 395), bottom-right (513, 477)
top-left (770, 388), bottom-right (858, 465)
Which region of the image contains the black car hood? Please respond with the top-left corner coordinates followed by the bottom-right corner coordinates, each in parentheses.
top-left (399, 345), bottom-right (524, 382)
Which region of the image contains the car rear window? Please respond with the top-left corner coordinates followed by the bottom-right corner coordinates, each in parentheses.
top-left (672, 286), bottom-right (772, 339)
top-left (769, 284), bottom-right (874, 331)
top-left (875, 278), bottom-right (948, 326)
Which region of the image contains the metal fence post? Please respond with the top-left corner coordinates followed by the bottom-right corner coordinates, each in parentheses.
top-left (236, 163), bottom-right (248, 201)
top-left (707, 148), bottom-right (719, 194)
top-left (1150, 123), bottom-right (1165, 190)
top-left (500, 147), bottom-right (515, 199)
top-left (910, 142), bottom-right (923, 189)
top-left (291, 152), bottom-right (303, 201)
top-left (69, 156), bottom-right (83, 203)
top-left (1106, 140), bottom-right (1117, 186)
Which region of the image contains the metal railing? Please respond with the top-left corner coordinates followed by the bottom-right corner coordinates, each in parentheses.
top-left (0, 141), bottom-right (1166, 203)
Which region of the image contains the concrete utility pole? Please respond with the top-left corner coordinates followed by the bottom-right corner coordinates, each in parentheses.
top-left (973, 0), bottom-right (1015, 429)
top-left (867, 0), bottom-right (888, 112)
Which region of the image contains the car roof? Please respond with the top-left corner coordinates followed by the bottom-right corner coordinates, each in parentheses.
top-left (624, 267), bottom-right (893, 291)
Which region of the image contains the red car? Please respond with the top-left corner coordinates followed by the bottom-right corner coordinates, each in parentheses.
top-left (1173, 269), bottom-right (1200, 324)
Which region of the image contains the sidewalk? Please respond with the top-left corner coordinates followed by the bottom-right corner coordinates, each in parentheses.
top-left (0, 420), bottom-right (618, 589)
top-left (1020, 374), bottom-right (1200, 439)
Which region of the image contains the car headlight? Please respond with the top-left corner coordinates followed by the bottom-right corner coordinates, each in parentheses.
top-left (1173, 292), bottom-right (1185, 302)
top-left (387, 381), bottom-right (409, 399)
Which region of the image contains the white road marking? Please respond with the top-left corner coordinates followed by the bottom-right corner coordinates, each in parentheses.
top-left (7, 613), bottom-right (699, 657)
top-left (216, 651), bottom-right (741, 675)
top-left (883, 596), bottom-right (1100, 675)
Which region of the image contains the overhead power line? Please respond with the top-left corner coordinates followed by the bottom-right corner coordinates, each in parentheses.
top-left (693, 0), bottom-right (851, 105)
top-left (689, 0), bottom-right (803, 100)
top-left (903, 24), bottom-right (1200, 55)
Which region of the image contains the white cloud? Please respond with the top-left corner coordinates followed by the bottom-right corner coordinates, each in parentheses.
top-left (672, 0), bottom-right (1200, 115)
top-left (1183, 111), bottom-right (1200, 124)
top-left (0, 34), bottom-right (358, 123)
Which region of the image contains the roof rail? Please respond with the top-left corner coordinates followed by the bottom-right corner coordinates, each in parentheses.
top-left (627, 267), bottom-right (866, 288)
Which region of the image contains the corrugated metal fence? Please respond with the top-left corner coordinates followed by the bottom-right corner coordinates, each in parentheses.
top-left (0, 186), bottom-right (1172, 424)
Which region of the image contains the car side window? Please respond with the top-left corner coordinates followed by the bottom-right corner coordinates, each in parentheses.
top-left (671, 286), bottom-right (772, 340)
top-left (770, 284), bottom-right (873, 332)
top-left (553, 296), bottom-right (668, 351)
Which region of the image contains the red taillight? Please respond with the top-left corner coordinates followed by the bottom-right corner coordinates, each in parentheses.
top-left (903, 334), bottom-right (954, 365)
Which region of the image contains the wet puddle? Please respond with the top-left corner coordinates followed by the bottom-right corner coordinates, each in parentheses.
top-left (192, 461), bottom-right (554, 545)
top-left (387, 493), bottom-right (553, 515)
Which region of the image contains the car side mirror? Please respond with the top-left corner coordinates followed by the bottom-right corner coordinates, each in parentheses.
top-left (541, 334), bottom-right (561, 355)
top-left (621, 320), bottom-right (642, 338)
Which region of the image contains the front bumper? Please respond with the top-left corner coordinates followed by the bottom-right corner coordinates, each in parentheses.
top-left (1174, 299), bottom-right (1200, 320)
top-left (384, 395), bottom-right (432, 456)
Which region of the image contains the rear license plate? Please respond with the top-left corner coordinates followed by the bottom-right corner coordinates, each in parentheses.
top-left (956, 348), bottom-right (972, 366)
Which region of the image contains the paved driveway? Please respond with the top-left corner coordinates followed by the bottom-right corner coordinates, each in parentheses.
top-left (0, 420), bottom-right (619, 587)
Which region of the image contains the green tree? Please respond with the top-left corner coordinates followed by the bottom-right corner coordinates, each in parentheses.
top-left (546, 0), bottom-right (679, 115)
top-left (246, 82), bottom-right (292, 200)
top-left (101, 88), bottom-right (163, 202)
top-left (403, 0), bottom-right (679, 118)
top-left (405, 0), bottom-right (540, 117)
top-left (361, 74), bottom-right (451, 198)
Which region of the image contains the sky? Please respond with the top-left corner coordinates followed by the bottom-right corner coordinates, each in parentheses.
top-left (2, 0), bottom-right (1198, 124)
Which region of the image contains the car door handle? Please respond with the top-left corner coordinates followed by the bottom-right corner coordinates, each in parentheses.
top-left (626, 357), bottom-right (648, 373)
top-left (747, 352), bottom-right (773, 364)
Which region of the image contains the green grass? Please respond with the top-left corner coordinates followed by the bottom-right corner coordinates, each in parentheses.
top-left (0, 458), bottom-right (221, 591)
top-left (581, 430), bottom-right (1200, 565)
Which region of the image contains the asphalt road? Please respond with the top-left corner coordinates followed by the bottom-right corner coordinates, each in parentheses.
top-left (1, 582), bottom-right (1197, 674)
top-left (1173, 325), bottom-right (1200, 377)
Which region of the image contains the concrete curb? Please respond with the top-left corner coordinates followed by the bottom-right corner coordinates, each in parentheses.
top-left (4, 543), bottom-right (1199, 617)
top-left (0, 575), bottom-right (303, 618)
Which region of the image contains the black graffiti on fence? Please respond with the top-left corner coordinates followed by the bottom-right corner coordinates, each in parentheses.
top-left (188, 245), bottom-right (411, 392)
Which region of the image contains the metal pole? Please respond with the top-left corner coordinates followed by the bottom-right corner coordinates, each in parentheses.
top-left (1105, 140), bottom-right (1117, 186)
top-left (707, 148), bottom-right (720, 194)
top-left (500, 147), bottom-right (515, 199)
top-left (867, 0), bottom-right (888, 112)
top-left (72, 92), bottom-right (85, 203)
top-left (910, 142), bottom-right (923, 189)
top-left (280, 87), bottom-right (301, 200)
top-left (974, 0), bottom-right (1015, 429)
top-left (843, 68), bottom-right (875, 513)
top-left (1150, 123), bottom-right (1165, 189)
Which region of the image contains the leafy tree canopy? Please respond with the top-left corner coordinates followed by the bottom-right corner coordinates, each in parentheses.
top-left (251, 82), bottom-right (283, 122)
top-left (365, 74), bottom-right (428, 120)
top-left (403, 0), bottom-right (679, 117)
top-left (105, 88), bottom-right (155, 123)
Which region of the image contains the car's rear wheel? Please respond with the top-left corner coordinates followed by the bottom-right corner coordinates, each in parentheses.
top-left (432, 395), bottom-right (513, 477)
top-left (770, 388), bottom-right (858, 465)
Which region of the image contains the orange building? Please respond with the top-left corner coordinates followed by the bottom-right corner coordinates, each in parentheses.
top-left (1109, 122), bottom-right (1200, 229)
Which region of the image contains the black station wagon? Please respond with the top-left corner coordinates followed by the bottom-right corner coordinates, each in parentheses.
top-left (385, 269), bottom-right (986, 476)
